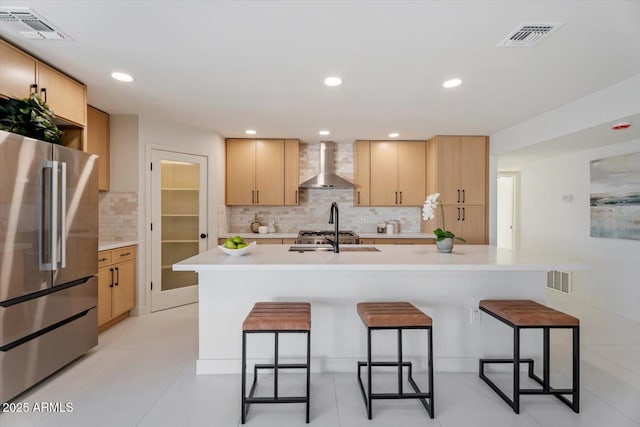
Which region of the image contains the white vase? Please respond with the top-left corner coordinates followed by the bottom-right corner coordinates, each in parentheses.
top-left (436, 237), bottom-right (454, 253)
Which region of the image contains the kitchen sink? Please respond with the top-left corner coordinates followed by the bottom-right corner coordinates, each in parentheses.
top-left (288, 245), bottom-right (380, 253)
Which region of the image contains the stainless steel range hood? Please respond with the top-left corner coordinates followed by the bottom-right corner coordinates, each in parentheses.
top-left (299, 142), bottom-right (355, 189)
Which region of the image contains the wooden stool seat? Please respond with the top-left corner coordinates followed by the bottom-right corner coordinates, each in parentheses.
top-left (357, 302), bottom-right (432, 328)
top-left (479, 299), bottom-right (579, 327)
top-left (243, 302), bottom-right (311, 331)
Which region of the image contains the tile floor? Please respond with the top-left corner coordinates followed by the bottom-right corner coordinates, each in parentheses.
top-left (2, 299), bottom-right (639, 427)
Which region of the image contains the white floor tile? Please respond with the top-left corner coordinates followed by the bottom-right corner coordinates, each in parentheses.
top-left (2, 302), bottom-right (640, 427)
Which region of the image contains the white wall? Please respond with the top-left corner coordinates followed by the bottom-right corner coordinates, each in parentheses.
top-left (109, 115), bottom-right (139, 192)
top-left (520, 139), bottom-right (640, 322)
top-left (490, 74), bottom-right (640, 322)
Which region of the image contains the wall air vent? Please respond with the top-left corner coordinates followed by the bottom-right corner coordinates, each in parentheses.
top-left (0, 8), bottom-right (71, 40)
top-left (498, 23), bottom-right (562, 47)
top-left (547, 270), bottom-right (572, 294)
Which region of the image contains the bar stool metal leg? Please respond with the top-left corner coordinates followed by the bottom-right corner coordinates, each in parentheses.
top-left (513, 326), bottom-right (520, 414)
top-left (367, 328), bottom-right (372, 419)
top-left (241, 331), bottom-right (247, 424)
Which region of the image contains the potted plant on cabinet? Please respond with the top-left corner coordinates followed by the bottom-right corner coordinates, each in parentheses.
top-left (422, 192), bottom-right (465, 253)
top-left (0, 93), bottom-right (63, 144)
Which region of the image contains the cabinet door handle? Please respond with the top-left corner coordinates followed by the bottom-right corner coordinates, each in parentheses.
top-left (110, 268), bottom-right (114, 288)
top-left (99, 257), bottom-right (108, 262)
top-left (30, 83), bottom-right (38, 94)
top-left (120, 252), bottom-right (131, 257)
top-left (295, 190), bottom-right (298, 204)
top-left (399, 191), bottom-right (403, 204)
top-left (200, 233), bottom-right (208, 239)
top-left (457, 189), bottom-right (461, 203)
top-left (462, 207), bottom-right (465, 220)
top-left (251, 190), bottom-right (254, 204)
top-left (395, 192), bottom-right (398, 204)
top-left (462, 189), bottom-right (465, 203)
top-left (457, 207), bottom-right (461, 221)
top-left (357, 191), bottom-right (360, 205)
top-left (256, 190), bottom-right (259, 204)
top-left (114, 267), bottom-right (119, 286)
top-left (40, 87), bottom-right (47, 103)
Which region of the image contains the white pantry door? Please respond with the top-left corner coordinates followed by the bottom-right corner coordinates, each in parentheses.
top-left (151, 150), bottom-right (208, 312)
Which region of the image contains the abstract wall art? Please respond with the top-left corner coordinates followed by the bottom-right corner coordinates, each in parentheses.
top-left (590, 152), bottom-right (640, 240)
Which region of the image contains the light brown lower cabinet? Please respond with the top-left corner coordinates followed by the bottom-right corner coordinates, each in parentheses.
top-left (98, 245), bottom-right (137, 332)
top-left (362, 238), bottom-right (435, 244)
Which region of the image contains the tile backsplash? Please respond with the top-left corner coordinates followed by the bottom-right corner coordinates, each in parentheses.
top-left (99, 191), bottom-right (138, 242)
top-left (224, 143), bottom-right (422, 234)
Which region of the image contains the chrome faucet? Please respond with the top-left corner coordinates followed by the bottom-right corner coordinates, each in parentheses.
top-left (327, 202), bottom-right (340, 253)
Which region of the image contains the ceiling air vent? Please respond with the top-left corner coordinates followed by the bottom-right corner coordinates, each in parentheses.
top-left (0, 8), bottom-right (71, 40)
top-left (498, 23), bottom-right (562, 47)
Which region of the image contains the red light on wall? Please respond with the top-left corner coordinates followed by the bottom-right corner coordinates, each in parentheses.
top-left (611, 121), bottom-right (631, 130)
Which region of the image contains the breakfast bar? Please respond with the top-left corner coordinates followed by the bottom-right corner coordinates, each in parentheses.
top-left (173, 244), bottom-right (585, 375)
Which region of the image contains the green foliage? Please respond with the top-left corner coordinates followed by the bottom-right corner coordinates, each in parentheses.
top-left (433, 228), bottom-right (466, 242)
top-left (0, 93), bottom-right (63, 144)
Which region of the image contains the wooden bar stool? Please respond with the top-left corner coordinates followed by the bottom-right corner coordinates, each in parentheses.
top-left (241, 302), bottom-right (311, 424)
top-left (356, 302), bottom-right (434, 419)
top-left (479, 299), bottom-right (580, 413)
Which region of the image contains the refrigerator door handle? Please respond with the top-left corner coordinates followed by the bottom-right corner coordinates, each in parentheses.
top-left (39, 163), bottom-right (47, 270)
top-left (58, 162), bottom-right (67, 269)
top-left (41, 160), bottom-right (58, 271)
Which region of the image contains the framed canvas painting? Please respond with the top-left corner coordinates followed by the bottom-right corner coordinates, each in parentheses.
top-left (590, 152), bottom-right (640, 240)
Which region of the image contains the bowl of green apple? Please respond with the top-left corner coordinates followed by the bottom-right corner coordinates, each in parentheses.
top-left (218, 236), bottom-right (256, 256)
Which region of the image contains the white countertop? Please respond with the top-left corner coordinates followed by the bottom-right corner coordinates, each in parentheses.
top-left (218, 232), bottom-right (435, 239)
top-left (99, 241), bottom-right (138, 251)
top-left (174, 244), bottom-right (587, 272)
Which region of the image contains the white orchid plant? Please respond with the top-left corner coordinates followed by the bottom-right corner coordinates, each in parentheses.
top-left (422, 193), bottom-right (465, 242)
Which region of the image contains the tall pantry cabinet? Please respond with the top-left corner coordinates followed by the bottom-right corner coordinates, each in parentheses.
top-left (424, 136), bottom-right (488, 244)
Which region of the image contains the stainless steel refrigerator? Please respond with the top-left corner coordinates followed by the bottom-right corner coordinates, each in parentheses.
top-left (0, 130), bottom-right (99, 403)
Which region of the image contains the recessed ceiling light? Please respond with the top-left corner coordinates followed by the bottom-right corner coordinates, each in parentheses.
top-left (111, 72), bottom-right (134, 82)
top-left (319, 130), bottom-right (330, 136)
top-left (388, 132), bottom-right (399, 138)
top-left (245, 129), bottom-right (257, 135)
top-left (443, 78), bottom-right (462, 88)
top-left (324, 76), bottom-right (342, 87)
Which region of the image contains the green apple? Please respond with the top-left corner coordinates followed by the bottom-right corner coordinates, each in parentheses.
top-left (232, 236), bottom-right (244, 244)
top-left (224, 239), bottom-right (237, 249)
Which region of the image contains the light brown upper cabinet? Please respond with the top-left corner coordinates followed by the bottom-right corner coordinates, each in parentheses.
top-left (0, 40), bottom-right (36, 99)
top-left (86, 106), bottom-right (110, 191)
top-left (284, 139), bottom-right (300, 205)
top-left (37, 62), bottom-right (87, 126)
top-left (425, 135), bottom-right (488, 243)
top-left (353, 140), bottom-right (371, 206)
top-left (226, 138), bottom-right (297, 206)
top-left (369, 140), bottom-right (426, 206)
top-left (0, 39), bottom-right (87, 126)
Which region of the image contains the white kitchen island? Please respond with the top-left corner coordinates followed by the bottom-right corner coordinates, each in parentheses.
top-left (173, 244), bottom-right (585, 375)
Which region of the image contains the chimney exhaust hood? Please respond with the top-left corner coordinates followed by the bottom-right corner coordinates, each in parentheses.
top-left (299, 142), bottom-right (355, 189)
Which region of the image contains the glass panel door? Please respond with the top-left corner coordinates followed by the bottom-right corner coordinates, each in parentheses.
top-left (151, 150), bottom-right (207, 311)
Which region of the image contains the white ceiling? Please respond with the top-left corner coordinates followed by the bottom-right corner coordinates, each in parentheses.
top-left (2, 1), bottom-right (640, 148)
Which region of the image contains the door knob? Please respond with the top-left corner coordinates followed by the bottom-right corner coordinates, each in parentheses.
top-left (200, 233), bottom-right (208, 239)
